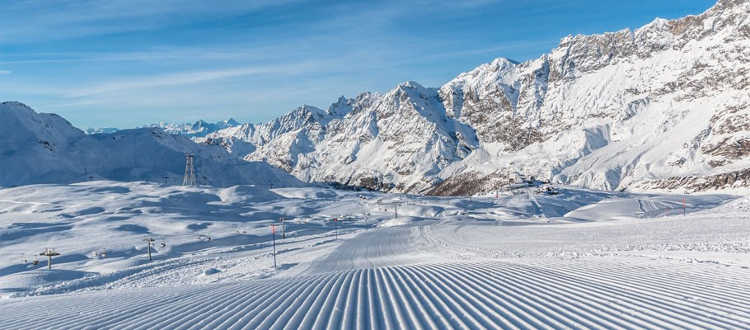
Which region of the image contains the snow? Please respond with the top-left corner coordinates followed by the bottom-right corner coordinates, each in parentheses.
top-left (0, 102), bottom-right (302, 188)
top-left (0, 181), bottom-right (748, 328)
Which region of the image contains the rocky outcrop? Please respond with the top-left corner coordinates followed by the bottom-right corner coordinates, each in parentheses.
top-left (637, 168), bottom-right (750, 192)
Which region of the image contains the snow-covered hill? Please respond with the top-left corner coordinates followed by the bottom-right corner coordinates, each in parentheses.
top-left (0, 102), bottom-right (301, 188)
top-left (200, 0), bottom-right (750, 194)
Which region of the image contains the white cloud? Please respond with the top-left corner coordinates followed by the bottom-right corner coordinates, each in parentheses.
top-left (65, 60), bottom-right (333, 98)
top-left (0, 0), bottom-right (301, 42)
top-left (0, 45), bottom-right (308, 65)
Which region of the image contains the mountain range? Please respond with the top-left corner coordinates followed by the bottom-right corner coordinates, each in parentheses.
top-left (4, 0), bottom-right (749, 194)
top-left (197, 0), bottom-right (750, 194)
top-left (85, 119), bottom-right (242, 137)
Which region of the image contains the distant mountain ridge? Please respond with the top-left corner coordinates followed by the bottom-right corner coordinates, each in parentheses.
top-left (84, 119), bottom-right (242, 137)
top-left (145, 118), bottom-right (242, 137)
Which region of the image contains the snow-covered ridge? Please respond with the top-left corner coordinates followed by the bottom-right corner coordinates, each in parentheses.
top-left (0, 102), bottom-right (301, 188)
top-left (192, 0), bottom-right (750, 194)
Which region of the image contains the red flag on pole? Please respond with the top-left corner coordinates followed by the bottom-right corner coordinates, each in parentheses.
top-left (271, 224), bottom-right (276, 234)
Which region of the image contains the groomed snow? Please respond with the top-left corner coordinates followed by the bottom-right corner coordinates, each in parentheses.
top-left (0, 182), bottom-right (748, 328)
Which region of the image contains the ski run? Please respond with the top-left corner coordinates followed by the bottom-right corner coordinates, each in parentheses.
top-left (1, 181), bottom-right (749, 329)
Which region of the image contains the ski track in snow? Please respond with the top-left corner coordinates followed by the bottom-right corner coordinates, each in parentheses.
top-left (1, 260), bottom-right (749, 329)
top-left (1, 182), bottom-right (749, 328)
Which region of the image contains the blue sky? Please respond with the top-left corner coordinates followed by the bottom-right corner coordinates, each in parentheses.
top-left (0, 0), bottom-right (716, 129)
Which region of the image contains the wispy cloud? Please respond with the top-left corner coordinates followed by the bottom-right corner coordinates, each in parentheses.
top-left (0, 42), bottom-right (324, 65)
top-left (0, 70), bottom-right (11, 75)
top-left (0, 49), bottom-right (247, 65)
top-left (65, 60), bottom-right (335, 98)
top-left (411, 0), bottom-right (503, 9)
top-left (0, 0), bottom-right (300, 43)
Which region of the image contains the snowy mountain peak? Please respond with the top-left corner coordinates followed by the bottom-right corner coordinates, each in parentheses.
top-left (642, 17), bottom-right (670, 30)
top-left (277, 105), bottom-right (329, 130)
top-left (294, 104), bottom-right (327, 118)
top-left (209, 0), bottom-right (750, 194)
top-left (486, 57), bottom-right (519, 70)
top-left (327, 96), bottom-right (354, 117)
top-left (0, 101), bottom-right (84, 148)
top-left (325, 92), bottom-right (380, 118)
top-left (1, 101), bottom-right (67, 126)
top-left (393, 80), bottom-right (428, 93)
top-left (387, 81), bottom-right (438, 108)
top-left (190, 120), bottom-right (210, 130)
top-left (1, 101), bottom-right (33, 112)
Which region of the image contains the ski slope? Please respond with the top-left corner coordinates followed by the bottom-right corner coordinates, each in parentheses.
top-left (1, 182), bottom-right (749, 328)
top-left (2, 260), bottom-right (749, 329)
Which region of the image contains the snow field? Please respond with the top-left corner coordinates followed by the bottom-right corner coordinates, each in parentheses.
top-left (0, 181), bottom-right (748, 328)
top-left (1, 260), bottom-right (749, 329)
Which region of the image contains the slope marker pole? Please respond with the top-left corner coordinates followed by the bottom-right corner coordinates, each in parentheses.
top-left (144, 238), bottom-right (155, 261)
top-left (271, 225), bottom-right (277, 270)
top-left (40, 248), bottom-right (60, 271)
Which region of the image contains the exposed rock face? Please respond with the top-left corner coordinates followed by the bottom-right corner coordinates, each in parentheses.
top-left (636, 168), bottom-right (750, 192)
top-left (203, 0), bottom-right (750, 194)
top-left (425, 170), bottom-right (522, 196)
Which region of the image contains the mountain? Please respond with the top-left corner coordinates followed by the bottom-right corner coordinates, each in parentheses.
top-left (84, 119), bottom-right (241, 137)
top-left (200, 0), bottom-right (750, 194)
top-left (85, 127), bottom-right (119, 135)
top-left (144, 119), bottom-right (242, 137)
top-left (0, 102), bottom-right (301, 188)
top-left (199, 87), bottom-right (478, 192)
top-left (434, 0), bottom-right (750, 194)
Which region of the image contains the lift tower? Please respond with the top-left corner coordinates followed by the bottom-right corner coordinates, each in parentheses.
top-left (182, 153), bottom-right (196, 186)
